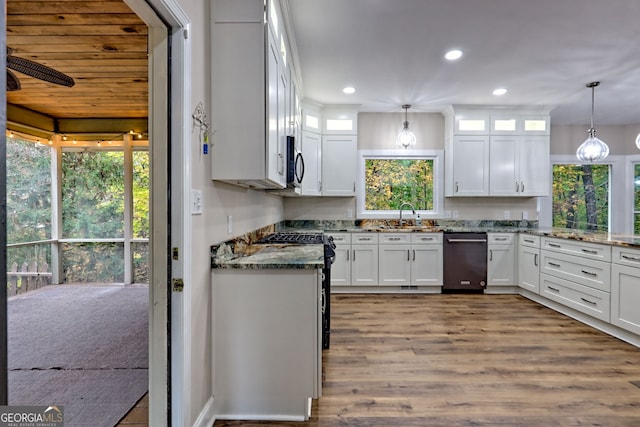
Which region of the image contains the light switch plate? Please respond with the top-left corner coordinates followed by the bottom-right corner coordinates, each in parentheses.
top-left (191, 189), bottom-right (203, 215)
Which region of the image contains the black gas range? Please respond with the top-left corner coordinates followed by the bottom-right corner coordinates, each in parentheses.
top-left (257, 232), bottom-right (335, 349)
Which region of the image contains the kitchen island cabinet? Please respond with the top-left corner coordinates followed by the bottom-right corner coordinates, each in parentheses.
top-left (518, 234), bottom-right (540, 294)
top-left (611, 246), bottom-right (640, 335)
top-left (212, 268), bottom-right (322, 421)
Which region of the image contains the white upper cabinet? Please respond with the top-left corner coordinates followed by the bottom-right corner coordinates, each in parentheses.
top-left (445, 106), bottom-right (550, 197)
top-left (300, 103), bottom-right (358, 197)
top-left (321, 135), bottom-right (357, 196)
top-left (450, 135), bottom-right (490, 196)
top-left (211, 0), bottom-right (288, 189)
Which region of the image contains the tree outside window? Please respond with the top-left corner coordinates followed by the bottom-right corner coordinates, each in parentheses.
top-left (365, 159), bottom-right (434, 211)
top-left (552, 164), bottom-right (609, 231)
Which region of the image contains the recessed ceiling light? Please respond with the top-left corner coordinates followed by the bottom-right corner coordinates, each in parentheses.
top-left (493, 88), bottom-right (508, 96)
top-left (444, 49), bottom-right (463, 61)
top-left (343, 86), bottom-right (356, 94)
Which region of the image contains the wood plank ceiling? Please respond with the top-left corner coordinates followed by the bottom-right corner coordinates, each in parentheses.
top-left (6, 0), bottom-right (149, 138)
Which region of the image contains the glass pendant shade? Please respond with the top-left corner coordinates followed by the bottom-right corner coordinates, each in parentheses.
top-left (396, 104), bottom-right (416, 148)
top-left (576, 129), bottom-right (609, 162)
top-left (576, 81), bottom-right (609, 162)
top-left (396, 123), bottom-right (416, 148)
top-left (635, 132), bottom-right (640, 150)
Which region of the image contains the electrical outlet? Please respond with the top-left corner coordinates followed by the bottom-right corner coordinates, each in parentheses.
top-left (444, 210), bottom-right (451, 218)
top-left (346, 209), bottom-right (353, 218)
top-left (227, 215), bottom-right (233, 234)
top-left (522, 211), bottom-right (528, 220)
top-left (191, 189), bottom-right (203, 215)
top-left (504, 210), bottom-right (510, 220)
top-left (452, 210), bottom-right (459, 219)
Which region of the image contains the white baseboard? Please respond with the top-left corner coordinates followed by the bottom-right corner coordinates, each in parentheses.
top-left (193, 396), bottom-right (216, 427)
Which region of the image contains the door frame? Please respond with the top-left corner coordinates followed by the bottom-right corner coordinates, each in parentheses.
top-left (123, 0), bottom-right (191, 425)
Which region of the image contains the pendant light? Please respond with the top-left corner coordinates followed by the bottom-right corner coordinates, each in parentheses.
top-left (576, 81), bottom-right (609, 162)
top-left (396, 104), bottom-right (417, 148)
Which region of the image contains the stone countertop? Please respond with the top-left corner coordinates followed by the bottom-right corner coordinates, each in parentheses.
top-left (527, 228), bottom-right (640, 248)
top-left (211, 220), bottom-right (640, 270)
top-left (211, 242), bottom-right (324, 270)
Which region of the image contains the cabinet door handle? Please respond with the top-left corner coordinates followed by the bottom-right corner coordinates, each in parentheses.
top-left (520, 182), bottom-right (525, 192)
top-left (581, 297), bottom-right (597, 306)
top-left (581, 270), bottom-right (597, 277)
top-left (278, 152), bottom-right (284, 175)
top-left (495, 237), bottom-right (508, 241)
top-left (547, 285), bottom-right (560, 292)
top-left (353, 182), bottom-right (356, 192)
top-left (413, 249), bottom-right (416, 261)
top-left (548, 243), bottom-right (561, 248)
top-left (420, 237), bottom-right (433, 241)
top-left (515, 181), bottom-right (520, 192)
top-left (319, 181), bottom-right (322, 192)
top-left (346, 250), bottom-right (349, 261)
top-left (489, 249), bottom-right (493, 261)
top-left (581, 248), bottom-right (598, 255)
top-left (352, 249), bottom-right (355, 261)
top-left (455, 181), bottom-right (459, 192)
top-left (534, 253), bottom-right (538, 266)
top-left (389, 237), bottom-right (401, 241)
top-left (524, 238), bottom-right (535, 244)
top-left (407, 250), bottom-right (410, 261)
top-left (622, 254), bottom-right (640, 261)
top-left (359, 237), bottom-right (371, 241)
top-left (548, 262), bottom-right (561, 268)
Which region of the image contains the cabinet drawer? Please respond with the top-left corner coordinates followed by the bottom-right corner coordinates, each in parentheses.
top-left (326, 232), bottom-right (350, 245)
top-left (519, 234), bottom-right (540, 248)
top-left (540, 273), bottom-right (610, 322)
top-left (379, 233), bottom-right (411, 244)
top-left (488, 233), bottom-right (513, 244)
top-left (612, 246), bottom-right (640, 268)
top-left (410, 233), bottom-right (443, 245)
top-left (540, 251), bottom-right (610, 292)
top-left (542, 237), bottom-right (611, 262)
top-left (352, 233), bottom-right (379, 244)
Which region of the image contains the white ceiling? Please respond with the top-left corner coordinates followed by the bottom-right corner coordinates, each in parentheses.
top-left (287, 0), bottom-right (640, 125)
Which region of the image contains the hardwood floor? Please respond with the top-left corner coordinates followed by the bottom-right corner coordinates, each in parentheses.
top-left (118, 294), bottom-right (640, 426)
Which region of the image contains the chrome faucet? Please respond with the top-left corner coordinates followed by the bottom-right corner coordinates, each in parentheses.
top-left (399, 202), bottom-right (416, 226)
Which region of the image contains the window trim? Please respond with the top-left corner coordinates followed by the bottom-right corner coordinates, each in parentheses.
top-left (626, 154), bottom-right (640, 235)
top-left (356, 149), bottom-right (444, 219)
top-left (539, 155), bottom-right (625, 234)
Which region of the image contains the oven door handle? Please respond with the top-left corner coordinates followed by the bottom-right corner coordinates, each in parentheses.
top-left (446, 238), bottom-right (487, 243)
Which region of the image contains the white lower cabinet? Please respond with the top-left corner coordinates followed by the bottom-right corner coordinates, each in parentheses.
top-left (518, 234), bottom-right (540, 294)
top-left (212, 268), bottom-right (321, 420)
top-left (538, 239), bottom-right (611, 322)
top-left (327, 233), bottom-right (378, 286)
top-left (611, 246), bottom-right (640, 335)
top-left (487, 233), bottom-right (515, 290)
top-left (540, 273), bottom-right (610, 322)
top-left (379, 233), bottom-right (443, 289)
top-left (351, 242), bottom-right (379, 285)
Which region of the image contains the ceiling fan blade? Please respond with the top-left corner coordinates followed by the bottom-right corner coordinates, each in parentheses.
top-left (7, 69), bottom-right (21, 91)
top-left (7, 55), bottom-right (75, 88)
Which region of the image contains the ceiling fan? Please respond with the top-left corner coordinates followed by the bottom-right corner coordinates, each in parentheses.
top-left (6, 48), bottom-right (75, 91)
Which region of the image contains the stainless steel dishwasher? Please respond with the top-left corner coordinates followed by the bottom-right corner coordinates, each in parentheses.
top-left (443, 232), bottom-right (488, 292)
